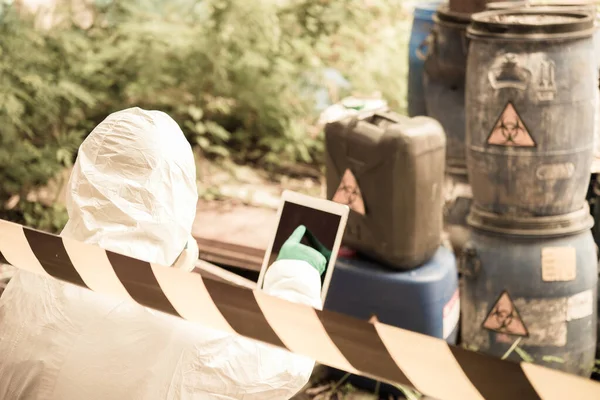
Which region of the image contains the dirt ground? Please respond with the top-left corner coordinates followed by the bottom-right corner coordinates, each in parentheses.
top-left (290, 365), bottom-right (419, 400)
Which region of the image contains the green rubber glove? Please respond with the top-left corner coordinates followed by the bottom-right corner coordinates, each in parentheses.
top-left (277, 225), bottom-right (327, 276)
top-left (303, 228), bottom-right (332, 265)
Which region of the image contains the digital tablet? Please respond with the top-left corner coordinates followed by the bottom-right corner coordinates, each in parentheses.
top-left (256, 190), bottom-right (349, 302)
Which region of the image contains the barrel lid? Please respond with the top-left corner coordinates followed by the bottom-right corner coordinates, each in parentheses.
top-left (413, 2), bottom-right (444, 20)
top-left (467, 204), bottom-right (594, 237)
top-left (486, 1), bottom-right (597, 13)
top-left (435, 4), bottom-right (472, 25)
top-left (468, 8), bottom-right (595, 40)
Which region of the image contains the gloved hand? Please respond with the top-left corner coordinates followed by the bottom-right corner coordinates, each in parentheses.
top-left (303, 229), bottom-right (332, 265)
top-left (277, 225), bottom-right (328, 276)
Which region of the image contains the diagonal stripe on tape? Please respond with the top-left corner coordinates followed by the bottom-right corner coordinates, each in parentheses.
top-left (204, 278), bottom-right (287, 349)
top-left (316, 309), bottom-right (414, 387)
top-left (0, 250), bottom-right (8, 265)
top-left (254, 290), bottom-right (358, 374)
top-left (375, 322), bottom-right (485, 400)
top-left (23, 228), bottom-right (88, 288)
top-left (450, 346), bottom-right (541, 400)
top-left (106, 251), bottom-right (180, 317)
top-left (62, 237), bottom-right (133, 301)
top-left (0, 221), bottom-right (46, 275)
top-left (522, 362), bottom-right (600, 400)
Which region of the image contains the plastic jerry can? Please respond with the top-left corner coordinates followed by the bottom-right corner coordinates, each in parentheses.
top-left (325, 110), bottom-right (446, 270)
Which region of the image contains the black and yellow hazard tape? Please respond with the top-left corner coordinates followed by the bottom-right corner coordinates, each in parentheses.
top-left (0, 219), bottom-right (599, 400)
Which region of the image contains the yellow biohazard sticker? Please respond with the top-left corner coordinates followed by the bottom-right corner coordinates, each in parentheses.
top-left (332, 169), bottom-right (366, 215)
top-left (482, 291), bottom-right (529, 337)
top-left (487, 102), bottom-right (536, 147)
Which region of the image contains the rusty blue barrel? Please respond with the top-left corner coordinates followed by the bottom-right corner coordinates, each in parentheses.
top-left (466, 9), bottom-right (597, 217)
top-left (485, 1), bottom-right (600, 163)
top-left (408, 1), bottom-right (442, 117)
top-left (461, 206), bottom-right (598, 377)
top-left (423, 6), bottom-right (471, 174)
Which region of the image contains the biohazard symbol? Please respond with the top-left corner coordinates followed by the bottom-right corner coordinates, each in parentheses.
top-left (486, 102), bottom-right (536, 147)
top-left (332, 169), bottom-right (365, 215)
top-left (482, 290), bottom-right (529, 337)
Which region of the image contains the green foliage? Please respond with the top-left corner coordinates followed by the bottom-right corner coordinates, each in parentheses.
top-left (0, 0), bottom-right (410, 231)
top-left (90, 0), bottom-right (360, 165)
top-left (1, 201), bottom-right (69, 234)
top-left (0, 7), bottom-right (100, 231)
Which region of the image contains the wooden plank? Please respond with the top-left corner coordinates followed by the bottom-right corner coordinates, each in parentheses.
top-left (195, 237), bottom-right (264, 272)
top-left (192, 201), bottom-right (275, 271)
top-left (193, 260), bottom-right (257, 290)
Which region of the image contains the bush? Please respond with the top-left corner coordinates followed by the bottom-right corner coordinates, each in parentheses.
top-left (0, 6), bottom-right (101, 230)
top-left (0, 0), bottom-right (410, 231)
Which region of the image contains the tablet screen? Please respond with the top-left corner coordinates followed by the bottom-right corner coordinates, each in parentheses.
top-left (265, 201), bottom-right (342, 287)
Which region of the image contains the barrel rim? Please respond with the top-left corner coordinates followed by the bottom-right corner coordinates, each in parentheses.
top-left (413, 1), bottom-right (443, 19)
top-left (434, 4), bottom-right (472, 27)
top-left (467, 204), bottom-right (594, 237)
top-left (468, 8), bottom-right (595, 40)
top-left (486, 1), bottom-right (597, 12)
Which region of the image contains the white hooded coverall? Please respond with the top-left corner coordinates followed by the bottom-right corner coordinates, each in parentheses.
top-left (0, 107), bottom-right (322, 400)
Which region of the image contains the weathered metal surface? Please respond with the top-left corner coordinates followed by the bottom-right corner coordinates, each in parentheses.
top-left (460, 226), bottom-right (598, 377)
top-left (466, 9), bottom-right (597, 216)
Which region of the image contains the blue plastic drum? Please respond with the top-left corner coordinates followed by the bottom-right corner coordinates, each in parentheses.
top-left (324, 245), bottom-right (459, 396)
top-left (408, 1), bottom-right (442, 117)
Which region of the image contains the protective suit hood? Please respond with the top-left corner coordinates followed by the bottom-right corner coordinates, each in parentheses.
top-left (62, 107), bottom-right (198, 267)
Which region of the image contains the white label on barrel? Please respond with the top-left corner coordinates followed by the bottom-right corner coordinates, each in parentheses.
top-left (535, 163), bottom-right (575, 181)
top-left (566, 290), bottom-right (594, 321)
top-left (443, 288), bottom-right (460, 339)
top-left (541, 247), bottom-right (576, 282)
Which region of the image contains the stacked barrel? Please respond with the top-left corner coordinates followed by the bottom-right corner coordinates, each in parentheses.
top-left (408, 2), bottom-right (443, 117)
top-left (459, 7), bottom-right (599, 377)
top-left (421, 5), bottom-right (474, 255)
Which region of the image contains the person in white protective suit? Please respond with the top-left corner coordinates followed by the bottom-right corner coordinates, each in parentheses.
top-left (0, 107), bottom-right (329, 400)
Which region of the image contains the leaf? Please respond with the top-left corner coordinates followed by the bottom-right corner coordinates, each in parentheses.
top-left (188, 105), bottom-right (204, 121)
top-left (542, 356), bottom-right (565, 364)
top-left (194, 122), bottom-right (207, 135)
top-left (57, 81), bottom-right (96, 107)
top-left (204, 121), bottom-right (231, 141)
top-left (56, 148), bottom-right (73, 168)
top-left (514, 347), bottom-right (535, 363)
top-left (196, 136), bottom-right (210, 148)
top-left (206, 145), bottom-right (230, 158)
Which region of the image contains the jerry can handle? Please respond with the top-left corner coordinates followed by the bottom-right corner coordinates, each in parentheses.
top-left (458, 243), bottom-right (481, 278)
top-left (372, 112), bottom-right (400, 124)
